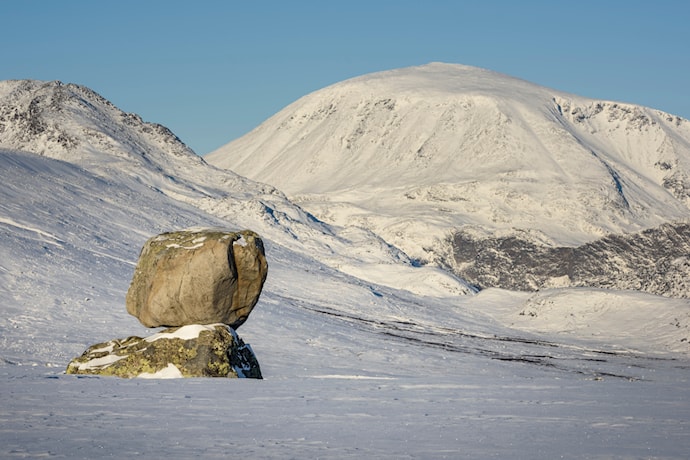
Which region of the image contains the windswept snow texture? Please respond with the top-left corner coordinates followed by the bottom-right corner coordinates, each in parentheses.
top-left (1, 76), bottom-right (690, 459)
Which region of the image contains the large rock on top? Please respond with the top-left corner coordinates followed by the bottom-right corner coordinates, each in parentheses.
top-left (126, 229), bottom-right (268, 328)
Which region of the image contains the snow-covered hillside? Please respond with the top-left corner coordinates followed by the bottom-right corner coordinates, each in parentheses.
top-left (207, 63), bottom-right (690, 294)
top-left (0, 79), bottom-right (273, 201)
top-left (0, 79), bottom-right (469, 296)
top-left (1, 77), bottom-right (690, 458)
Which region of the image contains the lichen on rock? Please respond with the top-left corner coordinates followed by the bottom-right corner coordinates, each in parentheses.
top-left (66, 324), bottom-right (262, 379)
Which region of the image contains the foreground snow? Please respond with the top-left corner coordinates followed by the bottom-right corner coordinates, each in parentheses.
top-left (4, 360), bottom-right (689, 459)
top-left (3, 252), bottom-right (690, 458)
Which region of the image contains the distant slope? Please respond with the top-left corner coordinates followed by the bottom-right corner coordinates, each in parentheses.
top-left (0, 79), bottom-right (474, 299)
top-left (0, 79), bottom-right (268, 200)
top-left (207, 63), bottom-right (690, 296)
top-left (208, 62), bottom-right (690, 246)
top-left (454, 222), bottom-right (690, 297)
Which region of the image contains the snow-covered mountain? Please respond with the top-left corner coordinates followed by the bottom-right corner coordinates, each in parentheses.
top-left (2, 76), bottom-right (690, 458)
top-left (0, 79), bottom-right (268, 200)
top-left (207, 63), bottom-right (690, 296)
top-left (0, 79), bottom-right (469, 296)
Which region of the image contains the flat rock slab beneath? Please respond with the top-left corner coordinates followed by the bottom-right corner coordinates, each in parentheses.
top-left (66, 324), bottom-right (262, 379)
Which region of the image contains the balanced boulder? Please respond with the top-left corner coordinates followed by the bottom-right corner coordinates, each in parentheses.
top-left (126, 228), bottom-right (268, 328)
top-left (66, 324), bottom-right (262, 378)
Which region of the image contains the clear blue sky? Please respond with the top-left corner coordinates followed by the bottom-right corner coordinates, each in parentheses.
top-left (2, 1), bottom-right (688, 155)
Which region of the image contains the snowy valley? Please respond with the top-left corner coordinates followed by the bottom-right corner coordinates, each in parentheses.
top-left (1, 68), bottom-right (690, 458)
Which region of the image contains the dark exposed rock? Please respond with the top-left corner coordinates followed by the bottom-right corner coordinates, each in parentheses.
top-left (452, 222), bottom-right (690, 298)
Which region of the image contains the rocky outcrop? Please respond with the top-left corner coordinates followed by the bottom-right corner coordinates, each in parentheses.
top-left (66, 324), bottom-right (262, 378)
top-left (0, 80), bottom-right (203, 165)
top-left (126, 228), bottom-right (268, 329)
top-left (451, 222), bottom-right (690, 298)
top-left (66, 228), bottom-right (267, 379)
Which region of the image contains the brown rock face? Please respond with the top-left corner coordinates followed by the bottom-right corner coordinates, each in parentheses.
top-left (125, 229), bottom-right (268, 328)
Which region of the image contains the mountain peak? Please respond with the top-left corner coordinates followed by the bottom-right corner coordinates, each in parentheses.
top-left (314, 62), bottom-right (551, 106)
top-left (0, 78), bottom-right (198, 166)
top-left (207, 64), bottom-right (690, 259)
top-left (361, 61), bottom-right (531, 82)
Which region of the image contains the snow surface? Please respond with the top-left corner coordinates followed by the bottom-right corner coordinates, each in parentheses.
top-left (145, 324), bottom-right (226, 343)
top-left (1, 70), bottom-right (690, 458)
top-left (68, 352), bottom-right (126, 372)
top-left (137, 363), bottom-right (184, 379)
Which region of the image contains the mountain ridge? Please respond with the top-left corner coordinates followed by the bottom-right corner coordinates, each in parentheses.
top-left (207, 62), bottom-right (690, 296)
top-left (0, 77), bottom-right (474, 298)
top-left (207, 64), bottom-right (690, 241)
